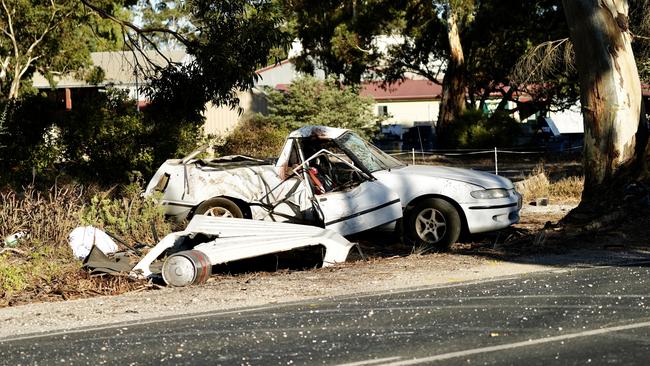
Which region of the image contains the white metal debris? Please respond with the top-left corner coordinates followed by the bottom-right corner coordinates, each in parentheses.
top-left (131, 215), bottom-right (355, 286)
top-left (68, 226), bottom-right (118, 259)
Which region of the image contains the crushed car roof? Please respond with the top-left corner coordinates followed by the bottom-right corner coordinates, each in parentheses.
top-left (288, 126), bottom-right (348, 140)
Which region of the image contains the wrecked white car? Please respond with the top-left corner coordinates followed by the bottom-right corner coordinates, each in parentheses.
top-left (145, 126), bottom-right (522, 248)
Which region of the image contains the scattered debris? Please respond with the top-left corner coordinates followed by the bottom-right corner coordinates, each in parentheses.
top-left (83, 245), bottom-right (138, 275)
top-left (3, 231), bottom-right (27, 248)
top-left (68, 226), bottom-right (118, 259)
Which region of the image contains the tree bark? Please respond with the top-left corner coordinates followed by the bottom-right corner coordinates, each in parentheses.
top-left (437, 7), bottom-right (467, 146)
top-left (562, 0), bottom-right (649, 218)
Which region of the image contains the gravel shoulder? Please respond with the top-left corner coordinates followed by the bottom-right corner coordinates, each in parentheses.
top-left (2, 204), bottom-right (649, 340)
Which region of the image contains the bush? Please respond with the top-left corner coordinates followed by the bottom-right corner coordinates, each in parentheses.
top-left (0, 183), bottom-right (171, 305)
top-left (57, 89), bottom-right (155, 182)
top-left (0, 95), bottom-right (60, 186)
top-left (216, 113), bottom-right (289, 158)
top-left (0, 185), bottom-right (86, 298)
top-left (80, 183), bottom-right (171, 245)
top-left (265, 76), bottom-right (382, 140)
top-left (449, 109), bottom-right (522, 148)
top-left (0, 88), bottom-right (205, 187)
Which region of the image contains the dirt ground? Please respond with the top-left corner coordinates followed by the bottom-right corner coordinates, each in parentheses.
top-left (5, 203), bottom-right (649, 340)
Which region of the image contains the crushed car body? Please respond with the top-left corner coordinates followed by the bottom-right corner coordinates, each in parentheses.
top-left (130, 215), bottom-right (354, 286)
top-left (146, 125), bottom-right (522, 248)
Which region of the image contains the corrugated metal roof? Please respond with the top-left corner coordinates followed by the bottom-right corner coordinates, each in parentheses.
top-left (276, 79), bottom-right (443, 102)
top-left (360, 79), bottom-right (443, 101)
top-left (32, 50), bottom-right (189, 89)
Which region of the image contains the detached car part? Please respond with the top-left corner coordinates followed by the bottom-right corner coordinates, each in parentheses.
top-left (131, 215), bottom-right (354, 287)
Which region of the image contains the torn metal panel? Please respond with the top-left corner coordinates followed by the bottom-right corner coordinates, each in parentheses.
top-left (186, 165), bottom-right (313, 221)
top-left (131, 215), bottom-right (355, 286)
top-left (83, 245), bottom-right (137, 275)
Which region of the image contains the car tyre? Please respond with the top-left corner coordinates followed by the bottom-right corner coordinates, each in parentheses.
top-left (195, 197), bottom-right (244, 218)
top-left (404, 198), bottom-right (461, 250)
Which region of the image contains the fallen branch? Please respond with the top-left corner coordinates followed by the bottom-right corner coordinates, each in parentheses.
top-left (0, 247), bottom-right (26, 256)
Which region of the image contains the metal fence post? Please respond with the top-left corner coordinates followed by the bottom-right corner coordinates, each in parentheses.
top-left (494, 147), bottom-right (498, 175)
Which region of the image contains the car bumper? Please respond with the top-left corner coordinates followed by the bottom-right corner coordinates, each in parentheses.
top-left (461, 193), bottom-right (522, 234)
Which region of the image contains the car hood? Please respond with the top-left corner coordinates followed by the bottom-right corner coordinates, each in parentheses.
top-left (382, 165), bottom-right (514, 189)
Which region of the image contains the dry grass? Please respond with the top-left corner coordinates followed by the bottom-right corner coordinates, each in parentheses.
top-left (0, 184), bottom-right (168, 307)
top-left (0, 185), bottom-right (83, 250)
top-left (516, 165), bottom-right (583, 204)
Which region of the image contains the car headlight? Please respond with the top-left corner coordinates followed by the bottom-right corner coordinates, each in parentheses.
top-left (470, 188), bottom-right (510, 199)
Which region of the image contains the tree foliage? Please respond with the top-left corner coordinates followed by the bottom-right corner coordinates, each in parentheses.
top-left (86, 0), bottom-right (288, 119)
top-left (283, 0), bottom-right (404, 84)
top-left (264, 76), bottom-right (382, 140)
top-left (284, 0), bottom-right (572, 141)
top-left (0, 0), bottom-right (85, 99)
top-left (0, 0), bottom-right (132, 100)
top-left (135, 0), bottom-right (192, 50)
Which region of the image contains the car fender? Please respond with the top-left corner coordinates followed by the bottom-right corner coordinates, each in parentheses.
top-left (373, 169), bottom-right (481, 209)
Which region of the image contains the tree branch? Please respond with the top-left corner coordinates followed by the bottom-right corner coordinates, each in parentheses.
top-left (80, 0), bottom-right (191, 48)
top-left (1, 0), bottom-right (18, 61)
top-left (632, 32), bottom-right (650, 42)
top-left (511, 38), bottom-right (572, 86)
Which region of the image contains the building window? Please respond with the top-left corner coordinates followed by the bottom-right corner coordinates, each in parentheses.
top-left (378, 105), bottom-right (388, 116)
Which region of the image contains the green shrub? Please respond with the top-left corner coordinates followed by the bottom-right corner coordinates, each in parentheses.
top-left (0, 183), bottom-right (171, 304)
top-left (80, 183), bottom-right (171, 245)
top-left (450, 109), bottom-right (522, 149)
top-left (56, 89), bottom-right (155, 182)
top-left (265, 76), bottom-right (382, 140)
top-left (216, 113), bottom-right (289, 158)
top-left (0, 95), bottom-right (60, 185)
top-left (0, 87), bottom-right (205, 187)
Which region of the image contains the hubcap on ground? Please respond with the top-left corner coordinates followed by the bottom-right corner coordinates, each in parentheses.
top-left (415, 208), bottom-right (447, 243)
top-left (204, 207), bottom-right (234, 218)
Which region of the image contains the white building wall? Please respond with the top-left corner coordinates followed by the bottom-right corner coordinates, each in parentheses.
top-left (203, 89), bottom-right (269, 136)
top-left (375, 100), bottom-right (440, 128)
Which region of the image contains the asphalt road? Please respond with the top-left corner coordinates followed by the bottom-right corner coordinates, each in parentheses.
top-left (2, 263), bottom-right (650, 365)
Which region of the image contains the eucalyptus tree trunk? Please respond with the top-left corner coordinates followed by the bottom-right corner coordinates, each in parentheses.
top-left (563, 0), bottom-right (649, 218)
top-left (437, 7), bottom-right (467, 146)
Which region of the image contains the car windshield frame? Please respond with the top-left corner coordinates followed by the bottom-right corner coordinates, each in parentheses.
top-left (335, 132), bottom-right (406, 173)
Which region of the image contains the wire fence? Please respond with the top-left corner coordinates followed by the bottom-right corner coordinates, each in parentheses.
top-left (386, 145), bottom-right (582, 175)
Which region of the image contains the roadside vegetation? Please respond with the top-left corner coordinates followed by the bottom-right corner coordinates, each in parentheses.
top-left (0, 184), bottom-right (170, 307)
top-left (516, 165), bottom-right (584, 205)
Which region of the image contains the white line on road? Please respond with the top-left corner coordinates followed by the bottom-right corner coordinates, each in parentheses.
top-left (373, 320), bottom-right (650, 365)
top-left (382, 294), bottom-right (650, 302)
top-left (337, 356), bottom-right (403, 366)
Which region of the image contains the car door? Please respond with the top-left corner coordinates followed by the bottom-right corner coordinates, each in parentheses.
top-left (316, 178), bottom-right (402, 236)
top-left (276, 138), bottom-right (402, 236)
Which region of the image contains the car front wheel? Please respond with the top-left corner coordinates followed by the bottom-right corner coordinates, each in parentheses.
top-left (195, 197), bottom-right (244, 218)
top-left (404, 198), bottom-right (461, 249)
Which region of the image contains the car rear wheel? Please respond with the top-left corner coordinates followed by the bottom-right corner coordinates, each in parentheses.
top-left (195, 197), bottom-right (244, 218)
top-left (404, 198), bottom-right (461, 249)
